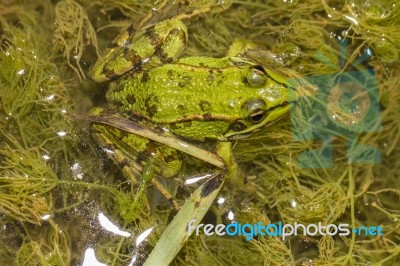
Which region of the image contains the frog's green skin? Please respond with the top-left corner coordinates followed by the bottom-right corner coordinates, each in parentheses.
top-left (106, 56), bottom-right (297, 141)
top-left (90, 19), bottom-right (187, 83)
top-left (90, 18), bottom-right (298, 180)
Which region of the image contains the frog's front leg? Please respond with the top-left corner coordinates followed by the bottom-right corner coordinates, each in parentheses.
top-left (90, 19), bottom-right (188, 82)
top-left (215, 141), bottom-right (241, 181)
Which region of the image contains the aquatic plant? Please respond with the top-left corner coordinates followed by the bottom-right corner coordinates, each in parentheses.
top-left (0, 0), bottom-right (399, 265)
top-left (54, 0), bottom-right (99, 81)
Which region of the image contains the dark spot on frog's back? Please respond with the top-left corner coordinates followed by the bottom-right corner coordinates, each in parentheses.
top-left (125, 94), bottom-right (136, 104)
top-left (146, 30), bottom-right (163, 47)
top-left (124, 50), bottom-right (142, 67)
top-left (199, 100), bottom-right (211, 111)
top-left (145, 95), bottom-right (159, 117)
top-left (141, 72), bottom-right (150, 83)
top-left (102, 66), bottom-right (117, 80)
top-left (178, 104), bottom-right (186, 111)
top-left (178, 75), bottom-right (191, 88)
top-left (208, 70), bottom-right (223, 84)
top-left (155, 47), bottom-right (173, 64)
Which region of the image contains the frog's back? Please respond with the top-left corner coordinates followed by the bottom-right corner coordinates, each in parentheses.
top-left (107, 57), bottom-right (281, 124)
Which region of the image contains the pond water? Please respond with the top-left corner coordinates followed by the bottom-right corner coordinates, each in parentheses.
top-left (0, 0), bottom-right (399, 265)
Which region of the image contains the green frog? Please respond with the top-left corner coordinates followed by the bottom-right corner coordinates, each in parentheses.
top-left (89, 17), bottom-right (298, 204)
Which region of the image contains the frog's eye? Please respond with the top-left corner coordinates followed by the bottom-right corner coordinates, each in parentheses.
top-left (249, 109), bottom-right (266, 123)
top-left (245, 99), bottom-right (267, 124)
top-left (245, 66), bottom-right (267, 87)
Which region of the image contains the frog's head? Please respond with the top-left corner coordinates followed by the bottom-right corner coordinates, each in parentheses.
top-left (225, 65), bottom-right (299, 140)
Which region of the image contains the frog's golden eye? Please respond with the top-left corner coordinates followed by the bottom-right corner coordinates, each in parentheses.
top-left (245, 99), bottom-right (267, 124)
top-left (246, 66), bottom-right (267, 87)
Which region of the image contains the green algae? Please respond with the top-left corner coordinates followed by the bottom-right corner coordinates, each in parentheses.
top-left (0, 0), bottom-right (399, 265)
top-left (54, 0), bottom-right (99, 81)
top-left (0, 134), bottom-right (57, 224)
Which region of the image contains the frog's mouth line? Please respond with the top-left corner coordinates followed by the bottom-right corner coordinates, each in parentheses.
top-left (225, 101), bottom-right (296, 141)
top-left (133, 101), bottom-right (294, 124)
top-left (226, 116), bottom-right (285, 140)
